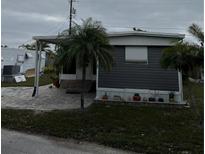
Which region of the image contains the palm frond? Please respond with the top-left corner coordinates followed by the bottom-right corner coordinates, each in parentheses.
top-left (188, 23), bottom-right (204, 45)
top-left (58, 17), bottom-right (113, 71)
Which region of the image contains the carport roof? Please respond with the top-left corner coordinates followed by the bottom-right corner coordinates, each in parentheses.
top-left (33, 31), bottom-right (185, 44)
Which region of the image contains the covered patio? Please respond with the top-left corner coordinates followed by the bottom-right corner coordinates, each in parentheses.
top-left (0, 34), bottom-right (96, 111)
top-left (32, 34), bottom-right (97, 97)
top-left (32, 34), bottom-right (69, 97)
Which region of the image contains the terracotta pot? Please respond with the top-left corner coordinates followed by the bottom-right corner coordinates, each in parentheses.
top-left (102, 95), bottom-right (108, 100)
top-left (133, 96), bottom-right (141, 101)
top-left (53, 79), bottom-right (60, 88)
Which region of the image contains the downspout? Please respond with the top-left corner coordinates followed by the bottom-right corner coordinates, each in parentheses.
top-left (178, 70), bottom-right (183, 103)
top-left (96, 59), bottom-right (99, 99)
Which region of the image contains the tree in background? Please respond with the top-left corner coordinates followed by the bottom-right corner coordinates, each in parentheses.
top-left (19, 42), bottom-right (51, 52)
top-left (161, 24), bottom-right (204, 80)
top-left (161, 24), bottom-right (204, 126)
top-left (1, 45), bottom-right (8, 48)
top-left (19, 42), bottom-right (55, 67)
top-left (56, 18), bottom-right (113, 110)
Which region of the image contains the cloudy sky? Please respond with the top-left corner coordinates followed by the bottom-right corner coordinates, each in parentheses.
top-left (2, 0), bottom-right (204, 47)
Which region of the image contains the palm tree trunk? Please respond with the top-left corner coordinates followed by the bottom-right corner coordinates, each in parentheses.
top-left (81, 65), bottom-right (86, 110)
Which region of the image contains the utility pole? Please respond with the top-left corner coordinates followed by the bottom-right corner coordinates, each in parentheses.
top-left (69, 0), bottom-right (73, 35)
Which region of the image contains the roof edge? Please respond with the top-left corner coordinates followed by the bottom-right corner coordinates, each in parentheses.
top-left (107, 31), bottom-right (185, 39)
top-left (32, 31), bottom-right (185, 42)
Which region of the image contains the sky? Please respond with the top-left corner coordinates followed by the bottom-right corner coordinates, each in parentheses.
top-left (1, 0), bottom-right (204, 47)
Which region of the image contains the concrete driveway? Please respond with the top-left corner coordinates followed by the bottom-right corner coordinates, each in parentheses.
top-left (2, 129), bottom-right (136, 154)
top-left (1, 85), bottom-right (95, 110)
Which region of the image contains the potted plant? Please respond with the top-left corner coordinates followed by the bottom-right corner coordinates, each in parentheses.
top-left (143, 97), bottom-right (148, 102)
top-left (44, 65), bottom-right (60, 88)
top-left (133, 93), bottom-right (141, 101)
top-left (149, 97), bottom-right (156, 102)
top-left (51, 75), bottom-right (60, 88)
top-left (169, 92), bottom-right (175, 102)
top-left (113, 95), bottom-right (121, 101)
top-left (102, 92), bottom-right (108, 100)
top-left (158, 98), bottom-right (164, 102)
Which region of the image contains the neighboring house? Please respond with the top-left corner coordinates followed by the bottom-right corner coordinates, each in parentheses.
top-left (33, 31), bottom-right (185, 104)
top-left (1, 47), bottom-right (46, 75)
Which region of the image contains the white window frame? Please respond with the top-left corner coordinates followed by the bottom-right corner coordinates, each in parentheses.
top-left (125, 46), bottom-right (148, 63)
top-left (17, 54), bottom-right (25, 63)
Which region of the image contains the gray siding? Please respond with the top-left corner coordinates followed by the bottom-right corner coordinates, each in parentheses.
top-left (99, 46), bottom-right (179, 91)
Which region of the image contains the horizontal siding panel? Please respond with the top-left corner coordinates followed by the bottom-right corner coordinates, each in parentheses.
top-left (99, 46), bottom-right (179, 91)
top-left (100, 80), bottom-right (178, 85)
top-left (99, 78), bottom-right (178, 82)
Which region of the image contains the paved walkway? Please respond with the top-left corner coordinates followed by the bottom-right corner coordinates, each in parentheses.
top-left (2, 129), bottom-right (136, 154)
top-left (1, 85), bottom-right (95, 110)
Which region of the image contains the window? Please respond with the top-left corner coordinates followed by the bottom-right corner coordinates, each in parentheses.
top-left (17, 55), bottom-right (24, 63)
top-left (93, 61), bottom-right (96, 75)
top-left (63, 59), bottom-right (76, 74)
top-left (125, 46), bottom-right (148, 63)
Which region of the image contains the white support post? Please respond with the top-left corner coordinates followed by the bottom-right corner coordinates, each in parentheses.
top-left (36, 42), bottom-right (42, 96)
top-left (32, 41), bottom-right (38, 97)
top-left (32, 41), bottom-right (39, 97)
top-left (34, 41), bottom-right (38, 87)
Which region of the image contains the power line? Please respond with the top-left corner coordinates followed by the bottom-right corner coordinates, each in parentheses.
top-left (69, 0), bottom-right (73, 35)
top-left (21, 0), bottom-right (199, 45)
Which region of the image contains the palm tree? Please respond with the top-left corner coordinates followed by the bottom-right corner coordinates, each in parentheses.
top-left (188, 24), bottom-right (204, 47)
top-left (161, 23), bottom-right (204, 79)
top-left (56, 18), bottom-right (113, 110)
top-left (161, 24), bottom-right (204, 126)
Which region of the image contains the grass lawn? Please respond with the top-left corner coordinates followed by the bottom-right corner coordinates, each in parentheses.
top-left (2, 82), bottom-right (203, 153)
top-left (1, 75), bottom-right (52, 87)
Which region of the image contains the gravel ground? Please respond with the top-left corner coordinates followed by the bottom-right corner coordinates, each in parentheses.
top-left (1, 85), bottom-right (95, 110)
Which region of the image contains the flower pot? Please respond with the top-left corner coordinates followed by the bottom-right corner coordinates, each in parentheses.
top-left (149, 97), bottom-right (156, 102)
top-left (133, 96), bottom-right (141, 101)
top-left (169, 92), bottom-right (175, 102)
top-left (143, 97), bottom-right (148, 102)
top-left (102, 95), bottom-right (108, 100)
top-left (158, 98), bottom-right (164, 102)
top-left (102, 93), bottom-right (108, 101)
top-left (53, 79), bottom-right (60, 88)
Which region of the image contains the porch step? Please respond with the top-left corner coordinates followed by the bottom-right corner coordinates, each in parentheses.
top-left (60, 80), bottom-right (94, 93)
top-left (66, 89), bottom-right (81, 94)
